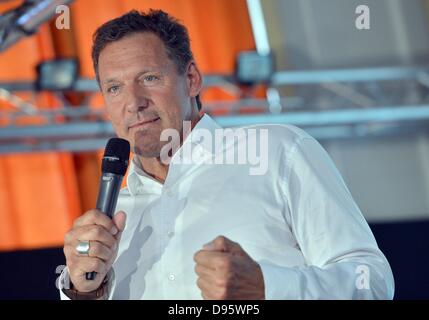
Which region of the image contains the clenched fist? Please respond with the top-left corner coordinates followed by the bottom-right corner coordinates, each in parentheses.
top-left (193, 236), bottom-right (265, 300)
top-left (63, 209), bottom-right (126, 293)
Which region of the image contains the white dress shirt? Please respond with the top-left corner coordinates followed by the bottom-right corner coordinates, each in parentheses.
top-left (60, 114), bottom-right (394, 299)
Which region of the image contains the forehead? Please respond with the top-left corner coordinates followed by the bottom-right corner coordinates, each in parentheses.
top-left (98, 32), bottom-right (172, 80)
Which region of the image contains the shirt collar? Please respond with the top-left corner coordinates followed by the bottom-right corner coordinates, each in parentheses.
top-left (126, 113), bottom-right (221, 195)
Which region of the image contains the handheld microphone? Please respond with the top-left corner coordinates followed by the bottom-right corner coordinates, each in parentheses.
top-left (86, 137), bottom-right (130, 281)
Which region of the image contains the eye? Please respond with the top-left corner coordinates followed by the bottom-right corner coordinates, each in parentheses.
top-left (107, 85), bottom-right (120, 95)
top-left (141, 74), bottom-right (160, 85)
top-left (145, 75), bottom-right (159, 81)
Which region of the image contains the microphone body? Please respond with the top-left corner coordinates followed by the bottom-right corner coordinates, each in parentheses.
top-left (96, 173), bottom-right (124, 219)
top-left (86, 138), bottom-right (130, 281)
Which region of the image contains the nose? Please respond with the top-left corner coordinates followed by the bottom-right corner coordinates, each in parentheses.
top-left (124, 82), bottom-right (149, 114)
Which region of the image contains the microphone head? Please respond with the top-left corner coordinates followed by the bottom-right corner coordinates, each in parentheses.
top-left (102, 138), bottom-right (130, 175)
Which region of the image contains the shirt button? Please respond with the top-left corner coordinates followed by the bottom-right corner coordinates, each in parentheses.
top-left (167, 231), bottom-right (175, 238)
top-left (166, 189), bottom-right (174, 197)
top-left (168, 273), bottom-right (175, 281)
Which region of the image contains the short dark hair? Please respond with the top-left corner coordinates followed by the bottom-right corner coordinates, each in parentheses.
top-left (92, 9), bottom-right (201, 110)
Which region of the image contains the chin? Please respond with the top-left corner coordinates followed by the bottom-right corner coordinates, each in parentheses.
top-left (133, 143), bottom-right (161, 158)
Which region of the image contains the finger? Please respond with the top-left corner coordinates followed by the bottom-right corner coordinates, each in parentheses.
top-left (65, 224), bottom-right (116, 249)
top-left (195, 262), bottom-right (235, 293)
top-left (68, 256), bottom-right (108, 275)
top-left (197, 277), bottom-right (216, 300)
top-left (203, 235), bottom-right (241, 253)
top-left (194, 263), bottom-right (216, 279)
top-left (112, 211), bottom-right (127, 232)
top-left (201, 292), bottom-right (212, 300)
top-left (73, 209), bottom-right (118, 236)
top-left (194, 250), bottom-right (229, 270)
top-left (65, 241), bottom-right (113, 261)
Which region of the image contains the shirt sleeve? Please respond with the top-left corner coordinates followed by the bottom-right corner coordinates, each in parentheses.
top-left (58, 267), bottom-right (71, 300)
top-left (259, 136), bottom-right (395, 299)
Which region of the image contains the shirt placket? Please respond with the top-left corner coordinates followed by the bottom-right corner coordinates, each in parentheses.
top-left (159, 182), bottom-right (177, 298)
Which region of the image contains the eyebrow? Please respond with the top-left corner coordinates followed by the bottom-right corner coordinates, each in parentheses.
top-left (101, 69), bottom-right (162, 87)
top-left (101, 79), bottom-right (120, 86)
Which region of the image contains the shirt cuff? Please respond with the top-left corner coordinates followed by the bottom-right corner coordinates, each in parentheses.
top-left (258, 261), bottom-right (300, 300)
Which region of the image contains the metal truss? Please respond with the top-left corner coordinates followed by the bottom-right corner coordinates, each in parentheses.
top-left (2, 66), bottom-right (429, 154)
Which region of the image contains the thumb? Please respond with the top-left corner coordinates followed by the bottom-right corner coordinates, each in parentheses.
top-left (112, 211), bottom-right (127, 232)
top-left (203, 235), bottom-right (240, 253)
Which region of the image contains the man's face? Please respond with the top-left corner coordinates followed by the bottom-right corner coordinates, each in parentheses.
top-left (98, 32), bottom-right (201, 157)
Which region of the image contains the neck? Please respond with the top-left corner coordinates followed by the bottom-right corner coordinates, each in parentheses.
top-left (138, 113), bottom-right (202, 184)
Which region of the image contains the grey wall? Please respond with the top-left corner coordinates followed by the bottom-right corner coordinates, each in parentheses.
top-left (262, 0), bottom-right (429, 69)
top-left (321, 132), bottom-right (429, 223)
top-left (258, 0), bottom-right (429, 223)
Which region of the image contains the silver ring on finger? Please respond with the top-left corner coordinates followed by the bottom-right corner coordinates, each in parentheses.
top-left (76, 240), bottom-right (90, 256)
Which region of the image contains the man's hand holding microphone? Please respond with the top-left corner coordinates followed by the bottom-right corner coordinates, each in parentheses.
top-left (63, 209), bottom-right (126, 293)
top-left (62, 138), bottom-right (130, 299)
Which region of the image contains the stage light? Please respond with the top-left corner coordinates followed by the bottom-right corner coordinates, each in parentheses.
top-left (36, 58), bottom-right (79, 91)
top-left (235, 51), bottom-right (274, 85)
top-left (0, 0), bottom-right (75, 52)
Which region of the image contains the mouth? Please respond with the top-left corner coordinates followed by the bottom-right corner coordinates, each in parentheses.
top-left (129, 117), bottom-right (160, 130)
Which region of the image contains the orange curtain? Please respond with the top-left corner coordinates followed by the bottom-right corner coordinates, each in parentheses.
top-left (0, 3), bottom-right (81, 251)
top-left (0, 0), bottom-right (255, 251)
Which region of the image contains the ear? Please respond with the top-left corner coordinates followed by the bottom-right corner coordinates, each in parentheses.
top-left (185, 61), bottom-right (203, 99)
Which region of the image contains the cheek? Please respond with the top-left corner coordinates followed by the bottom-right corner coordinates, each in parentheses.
top-left (159, 107), bottom-right (180, 132)
top-left (106, 108), bottom-right (127, 137)
top-left (112, 123), bottom-right (127, 139)
top-left (160, 93), bottom-right (187, 124)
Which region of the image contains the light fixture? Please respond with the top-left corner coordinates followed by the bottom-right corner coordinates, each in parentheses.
top-left (36, 58), bottom-right (79, 91)
top-left (235, 51), bottom-right (274, 85)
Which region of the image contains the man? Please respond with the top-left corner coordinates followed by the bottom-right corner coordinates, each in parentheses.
top-left (59, 9), bottom-right (394, 300)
